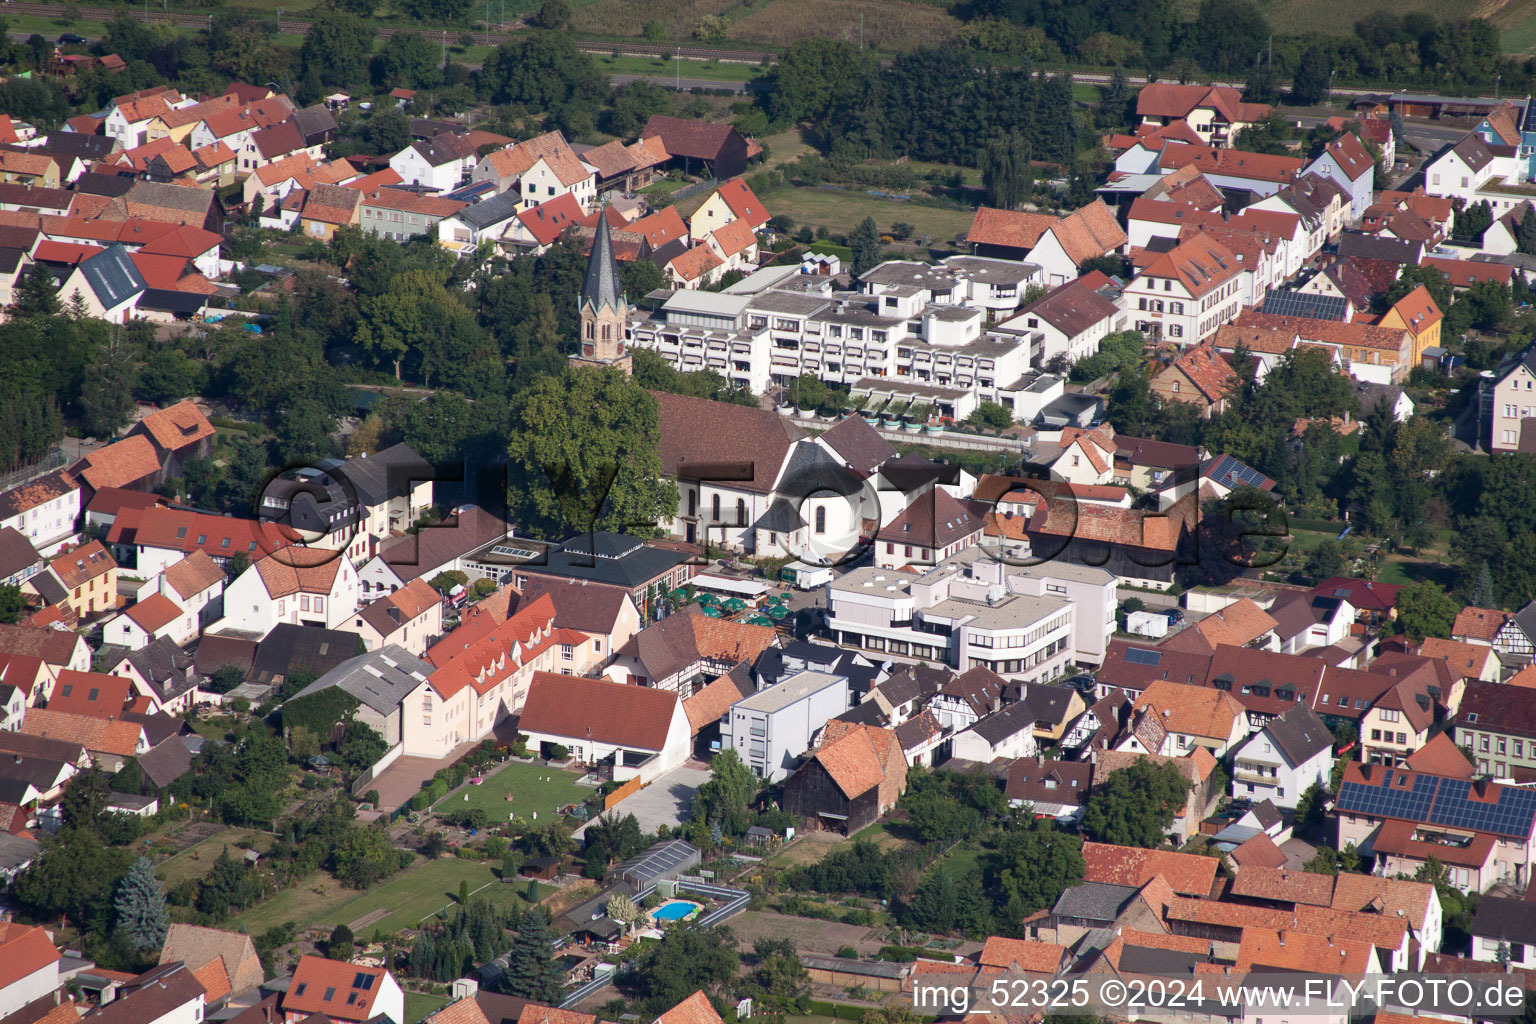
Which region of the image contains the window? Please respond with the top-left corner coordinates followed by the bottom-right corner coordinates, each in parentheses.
top-left (712, 494), bottom-right (721, 520)
top-left (736, 497), bottom-right (746, 525)
top-left (315, 596), bottom-right (324, 612)
top-left (815, 507), bottom-right (826, 534)
top-left (561, 644), bottom-right (573, 661)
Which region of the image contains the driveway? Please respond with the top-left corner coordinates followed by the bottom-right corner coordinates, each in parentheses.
top-left (577, 761), bottom-right (712, 836)
top-left (366, 739), bottom-right (484, 812)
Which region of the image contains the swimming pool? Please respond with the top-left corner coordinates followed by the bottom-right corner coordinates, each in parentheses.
top-left (651, 899), bottom-right (703, 922)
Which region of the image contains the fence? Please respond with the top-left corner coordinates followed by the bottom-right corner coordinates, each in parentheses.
top-left (0, 449), bottom-right (67, 493)
top-left (603, 774), bottom-right (644, 811)
top-left (670, 177), bottom-right (719, 203)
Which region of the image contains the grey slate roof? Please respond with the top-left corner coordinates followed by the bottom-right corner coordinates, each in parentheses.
top-left (522, 531), bottom-right (689, 589)
top-left (137, 733), bottom-right (195, 789)
top-left (459, 189), bottom-right (523, 230)
top-left (290, 644), bottom-right (433, 716)
top-left (1262, 703), bottom-right (1332, 766)
top-left (581, 215), bottom-right (625, 317)
top-left (79, 243), bottom-right (145, 309)
top-left (1337, 231), bottom-right (1423, 265)
top-left (43, 132), bottom-right (117, 161)
top-left (818, 416), bottom-right (897, 474)
top-left (251, 623), bottom-right (358, 682)
top-left (776, 443), bottom-right (865, 500)
top-left (1052, 881), bottom-right (1140, 922)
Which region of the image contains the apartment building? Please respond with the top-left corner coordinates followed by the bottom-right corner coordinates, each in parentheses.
top-left (721, 669), bottom-right (851, 781)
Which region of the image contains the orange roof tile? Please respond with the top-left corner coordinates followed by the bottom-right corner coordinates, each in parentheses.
top-left (252, 547), bottom-right (343, 599)
top-left (20, 706), bottom-right (143, 757)
top-left (977, 937), bottom-right (1067, 973)
top-left (285, 956), bottom-right (391, 1021)
top-left (193, 957), bottom-right (231, 1003)
top-left (1049, 200), bottom-right (1128, 266)
top-left (683, 671), bottom-right (745, 735)
top-left (966, 206), bottom-right (1057, 250)
top-left (162, 550), bottom-right (224, 600)
top-left (713, 177), bottom-right (769, 230)
top-left (0, 922), bottom-right (62, 988)
top-left (1452, 606), bottom-right (1507, 643)
top-left (711, 217), bottom-right (757, 258)
top-left (424, 1000), bottom-right (493, 1024)
top-left (1191, 598), bottom-right (1278, 647)
top-left (125, 592), bottom-right (184, 633)
top-left (518, 1006), bottom-right (595, 1024)
top-left (629, 206), bottom-right (688, 248)
top-left (1236, 928), bottom-right (1377, 974)
top-left (50, 539), bottom-right (115, 589)
top-left (74, 434), bottom-right (162, 490)
top-left (654, 992), bottom-right (724, 1024)
top-left (812, 723), bottom-right (902, 798)
top-left (669, 243), bottom-right (724, 283)
top-left (1081, 842), bottom-right (1220, 896)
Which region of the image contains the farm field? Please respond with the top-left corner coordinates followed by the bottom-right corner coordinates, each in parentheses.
top-left (757, 184), bottom-right (977, 245)
top-left (433, 760), bottom-right (591, 823)
top-left (726, 0), bottom-right (963, 50)
top-left (229, 857), bottom-right (550, 937)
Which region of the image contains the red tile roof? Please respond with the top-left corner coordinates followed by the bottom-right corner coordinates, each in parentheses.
top-left (516, 193), bottom-right (584, 246)
top-left (284, 956), bottom-right (391, 1021)
top-left (72, 434), bottom-right (162, 490)
top-left (126, 592), bottom-right (184, 633)
top-left (107, 506), bottom-right (297, 560)
top-left (0, 921), bottom-right (62, 988)
top-left (712, 178), bottom-right (769, 231)
top-left (654, 992), bottom-right (723, 1024)
top-left (1081, 842), bottom-right (1220, 896)
top-left (1136, 232), bottom-right (1241, 299)
top-left (977, 937), bottom-right (1067, 973)
top-left (50, 540), bottom-right (115, 590)
top-left (518, 672), bottom-right (679, 750)
top-left (21, 706), bottom-right (143, 757)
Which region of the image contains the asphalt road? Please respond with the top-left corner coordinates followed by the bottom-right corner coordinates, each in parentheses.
top-left (609, 72), bottom-right (759, 93)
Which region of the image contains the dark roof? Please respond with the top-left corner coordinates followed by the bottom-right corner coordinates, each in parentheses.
top-left (1260, 289), bottom-right (1350, 321)
top-left (517, 577), bottom-right (634, 634)
top-left (641, 115), bottom-right (743, 163)
top-left (0, 183), bottom-right (70, 211)
top-left (43, 132), bottom-right (116, 160)
top-left (136, 733), bottom-right (194, 788)
top-left (193, 633), bottom-right (256, 677)
top-left (78, 243), bottom-right (146, 308)
top-left (965, 699), bottom-right (1041, 745)
top-left (834, 700), bottom-right (889, 726)
top-left (139, 288), bottom-right (206, 315)
top-left (1113, 433), bottom-right (1201, 470)
top-left (1005, 755), bottom-right (1092, 807)
top-left (291, 646), bottom-right (433, 716)
top-left (0, 528), bottom-right (42, 579)
top-left (879, 453), bottom-right (962, 491)
top-left (653, 392), bottom-right (806, 494)
top-left (1015, 271), bottom-right (1122, 337)
top-left (0, 753), bottom-right (71, 790)
top-left (91, 963), bottom-right (205, 1024)
top-left (75, 171), bottom-right (136, 197)
top-left (290, 104), bottom-right (338, 143)
top-left (1052, 881), bottom-right (1140, 922)
top-left (0, 731), bottom-right (86, 763)
top-left (875, 488), bottom-right (983, 549)
top-left (1337, 231), bottom-right (1423, 265)
top-left (1459, 679), bottom-right (1536, 741)
top-left (250, 624), bottom-right (358, 682)
top-left (521, 531), bottom-right (689, 589)
top-left (377, 505), bottom-right (511, 583)
top-left (757, 641), bottom-right (879, 694)
top-left (751, 498), bottom-right (805, 533)
top-left (459, 189), bottom-right (523, 230)
top-left (580, 216), bottom-right (625, 317)
top-left (869, 662), bottom-right (952, 707)
top-left (97, 636), bottom-right (196, 694)
top-left (1472, 896), bottom-right (1536, 946)
top-left (817, 416), bottom-right (896, 475)
top-left (316, 444), bottom-right (432, 508)
top-left (1261, 703), bottom-right (1333, 765)
top-left (776, 443), bottom-right (864, 500)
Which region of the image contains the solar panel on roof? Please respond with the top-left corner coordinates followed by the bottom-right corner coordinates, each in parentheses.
top-left (1260, 290), bottom-right (1350, 321)
top-left (1125, 648), bottom-right (1161, 666)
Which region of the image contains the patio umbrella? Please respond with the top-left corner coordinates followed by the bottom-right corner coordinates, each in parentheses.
top-left (765, 603), bottom-right (789, 619)
top-left (668, 588), bottom-right (688, 603)
top-left (695, 592), bottom-right (719, 605)
top-left (701, 605), bottom-right (723, 617)
top-left (763, 594), bottom-right (784, 605)
top-left (723, 597), bottom-right (747, 612)
top-left (745, 615), bottom-right (772, 626)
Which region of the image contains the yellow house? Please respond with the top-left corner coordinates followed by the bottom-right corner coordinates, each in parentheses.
top-left (1378, 285), bottom-right (1443, 364)
top-left (1359, 677), bottom-right (1435, 766)
top-left (46, 540), bottom-right (119, 617)
top-left (1032, 688), bottom-right (1086, 743)
top-left (0, 150), bottom-right (59, 188)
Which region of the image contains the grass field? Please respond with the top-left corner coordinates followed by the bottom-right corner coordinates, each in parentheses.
top-left (157, 827), bottom-right (272, 888)
top-left (230, 857), bottom-right (550, 937)
top-left (758, 184), bottom-right (976, 244)
top-left (433, 761), bottom-right (590, 822)
top-left (403, 992), bottom-right (452, 1024)
top-left (1258, 0), bottom-right (1536, 52)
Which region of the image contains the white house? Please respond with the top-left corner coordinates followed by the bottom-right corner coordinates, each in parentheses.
top-left (350, 577), bottom-right (443, 657)
top-left (995, 271), bottom-right (1127, 368)
top-left (152, 551), bottom-right (226, 632)
top-left (390, 134), bottom-right (478, 192)
top-left (103, 592), bottom-right (196, 651)
top-left (949, 700), bottom-right (1041, 762)
top-left (217, 547), bottom-right (360, 639)
top-left (0, 470), bottom-right (81, 558)
top-left (1424, 133), bottom-right (1504, 203)
top-left (1230, 704), bottom-right (1333, 809)
top-left (721, 669), bottom-right (851, 782)
top-left (1304, 133), bottom-right (1376, 222)
top-left (0, 922), bottom-right (60, 1019)
top-left (95, 962), bottom-right (206, 1024)
top-left (283, 956), bottom-right (403, 1024)
top-left (516, 672), bottom-right (690, 784)
top-left (1027, 200), bottom-right (1128, 286)
top-left (1469, 896), bottom-right (1536, 971)
top-left (1122, 232), bottom-right (1244, 345)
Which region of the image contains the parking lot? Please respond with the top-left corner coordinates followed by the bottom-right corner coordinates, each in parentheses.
top-left (576, 761), bottom-right (712, 836)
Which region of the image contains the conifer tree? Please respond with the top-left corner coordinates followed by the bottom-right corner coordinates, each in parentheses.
top-left (497, 907), bottom-right (563, 1001)
top-left (114, 857), bottom-right (168, 952)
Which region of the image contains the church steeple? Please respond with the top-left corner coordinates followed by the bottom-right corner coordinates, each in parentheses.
top-left (572, 215), bottom-right (633, 375)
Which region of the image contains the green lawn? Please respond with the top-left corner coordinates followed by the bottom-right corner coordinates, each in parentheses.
top-left (157, 828), bottom-right (272, 888)
top-left (402, 992), bottom-right (452, 1024)
top-left (757, 184), bottom-right (977, 246)
top-left (434, 761), bottom-right (590, 823)
top-left (933, 843), bottom-right (981, 883)
top-left (230, 857), bottom-right (550, 937)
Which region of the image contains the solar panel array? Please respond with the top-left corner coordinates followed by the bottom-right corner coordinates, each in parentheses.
top-left (1208, 455), bottom-right (1271, 490)
top-left (1125, 647), bottom-right (1162, 666)
top-left (1336, 770), bottom-right (1536, 838)
top-left (1261, 290), bottom-right (1350, 321)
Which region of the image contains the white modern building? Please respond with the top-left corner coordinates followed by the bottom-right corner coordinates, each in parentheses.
top-left (721, 669), bottom-right (851, 782)
top-left (1230, 704), bottom-right (1333, 808)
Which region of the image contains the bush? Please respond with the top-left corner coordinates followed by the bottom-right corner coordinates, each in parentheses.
top-left (548, 743), bottom-right (569, 760)
top-left (835, 946), bottom-right (859, 959)
top-left (877, 945), bottom-right (920, 962)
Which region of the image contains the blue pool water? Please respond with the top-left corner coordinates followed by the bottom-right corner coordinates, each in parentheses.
top-left (652, 899), bottom-right (702, 921)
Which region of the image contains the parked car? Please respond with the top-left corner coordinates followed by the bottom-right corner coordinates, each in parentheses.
top-left (1165, 607), bottom-right (1185, 624)
top-left (58, 32), bottom-right (87, 43)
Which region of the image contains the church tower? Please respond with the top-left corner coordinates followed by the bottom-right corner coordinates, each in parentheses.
top-left (570, 216), bottom-right (632, 375)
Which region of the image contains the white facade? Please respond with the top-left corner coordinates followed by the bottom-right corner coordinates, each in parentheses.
top-left (0, 483), bottom-right (80, 558)
top-left (218, 556), bottom-right (360, 638)
top-left (1123, 264), bottom-right (1243, 346)
top-left (722, 670), bottom-right (850, 782)
top-left (389, 145), bottom-right (464, 192)
top-left (0, 937), bottom-right (58, 1019)
top-left (103, 600), bottom-right (197, 651)
top-left (1231, 725), bottom-right (1332, 809)
top-left (519, 697), bottom-right (691, 785)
